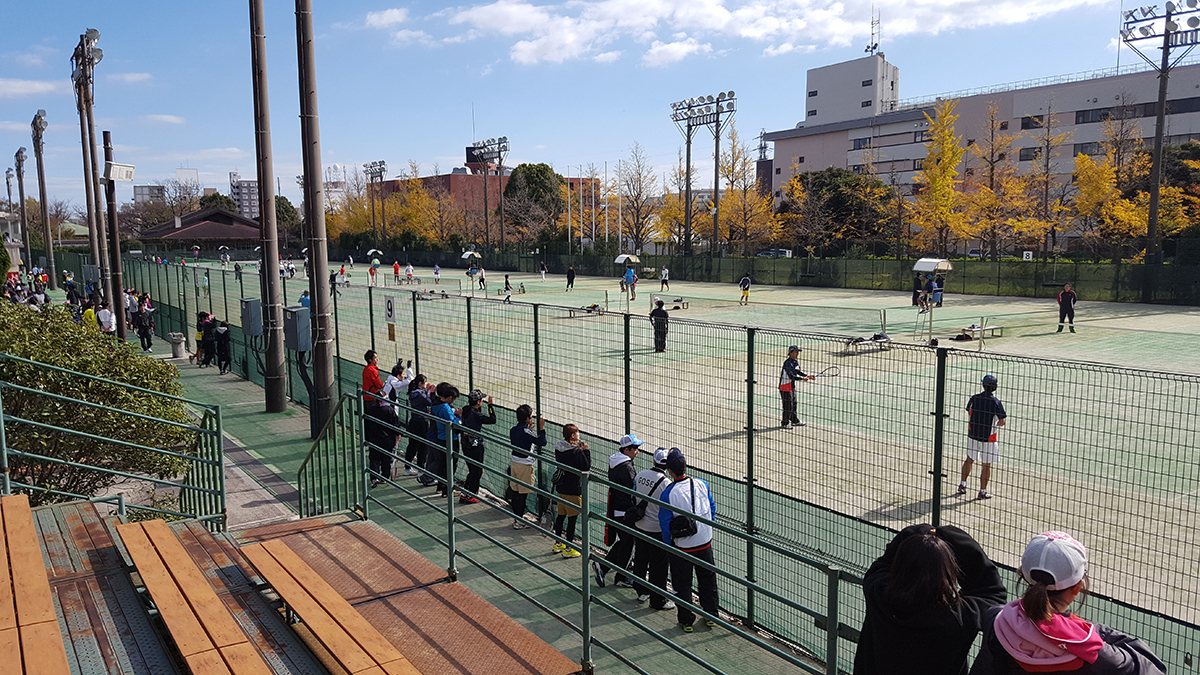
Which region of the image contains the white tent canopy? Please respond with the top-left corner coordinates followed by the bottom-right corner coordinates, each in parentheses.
top-left (912, 258), bottom-right (953, 273)
top-left (461, 251), bottom-right (482, 260)
top-left (614, 254), bottom-right (640, 264)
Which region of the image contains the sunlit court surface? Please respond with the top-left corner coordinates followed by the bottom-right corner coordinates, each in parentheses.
top-left (168, 259), bottom-right (1200, 660)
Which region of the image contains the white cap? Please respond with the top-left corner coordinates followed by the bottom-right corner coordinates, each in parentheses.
top-left (619, 433), bottom-right (644, 448)
top-left (1021, 531), bottom-right (1088, 591)
top-left (653, 448), bottom-right (669, 465)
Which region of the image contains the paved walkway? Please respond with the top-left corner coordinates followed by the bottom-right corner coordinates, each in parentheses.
top-left (167, 338), bottom-right (823, 675)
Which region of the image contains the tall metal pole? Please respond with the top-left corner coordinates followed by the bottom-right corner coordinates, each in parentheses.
top-left (482, 157), bottom-right (490, 247)
top-left (1144, 17), bottom-right (1172, 302)
top-left (84, 74), bottom-right (110, 301)
top-left (368, 172), bottom-right (378, 245)
top-left (684, 126), bottom-right (694, 255)
top-left (14, 150), bottom-right (31, 283)
top-left (251, 0), bottom-right (288, 413)
top-left (497, 157), bottom-right (505, 249)
top-left (380, 175), bottom-right (388, 242)
top-left (102, 131), bottom-right (124, 339)
top-left (713, 125), bottom-right (721, 257)
top-left (31, 112), bottom-right (58, 291)
top-left (74, 78), bottom-right (101, 272)
top-left (297, 0), bottom-right (335, 433)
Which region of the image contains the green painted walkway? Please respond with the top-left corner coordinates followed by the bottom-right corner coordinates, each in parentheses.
top-left (171, 344), bottom-right (822, 675)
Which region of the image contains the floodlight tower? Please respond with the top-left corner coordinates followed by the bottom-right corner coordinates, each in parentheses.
top-left (71, 31), bottom-right (103, 274)
top-left (670, 91), bottom-right (736, 256)
top-left (472, 137), bottom-right (508, 247)
top-left (363, 160), bottom-right (387, 244)
top-left (31, 110), bottom-right (58, 291)
top-left (1120, 1), bottom-right (1200, 300)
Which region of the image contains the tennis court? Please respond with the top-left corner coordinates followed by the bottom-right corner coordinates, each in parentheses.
top-left (123, 258), bottom-right (1200, 671)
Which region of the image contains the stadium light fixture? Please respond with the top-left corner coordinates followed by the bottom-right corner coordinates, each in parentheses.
top-left (668, 90), bottom-right (737, 257)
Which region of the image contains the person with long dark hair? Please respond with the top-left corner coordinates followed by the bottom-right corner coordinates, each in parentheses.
top-left (854, 524), bottom-right (1006, 675)
top-left (970, 532), bottom-right (1166, 675)
top-left (406, 374), bottom-right (434, 478)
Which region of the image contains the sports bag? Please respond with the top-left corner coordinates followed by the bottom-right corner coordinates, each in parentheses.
top-left (668, 479), bottom-right (699, 542)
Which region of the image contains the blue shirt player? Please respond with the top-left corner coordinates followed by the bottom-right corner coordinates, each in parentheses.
top-left (623, 267), bottom-right (639, 301)
top-left (959, 374), bottom-right (1007, 500)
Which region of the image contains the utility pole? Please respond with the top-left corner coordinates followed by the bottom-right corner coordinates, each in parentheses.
top-left (14, 149), bottom-right (31, 280)
top-left (102, 131), bottom-right (124, 339)
top-left (72, 35), bottom-right (101, 272)
top-left (30, 111), bottom-right (58, 291)
top-left (296, 0), bottom-right (335, 434)
top-left (251, 0), bottom-right (288, 413)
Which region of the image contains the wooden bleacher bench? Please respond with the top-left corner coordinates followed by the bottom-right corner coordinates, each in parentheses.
top-left (241, 538), bottom-right (421, 675)
top-left (1, 494), bottom-right (71, 675)
top-left (116, 520), bottom-right (271, 675)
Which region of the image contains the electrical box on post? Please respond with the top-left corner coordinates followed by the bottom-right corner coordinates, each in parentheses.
top-left (283, 305), bottom-right (311, 351)
top-left (240, 298), bottom-right (263, 336)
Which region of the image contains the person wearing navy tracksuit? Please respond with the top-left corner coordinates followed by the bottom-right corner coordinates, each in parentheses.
top-left (1057, 283), bottom-right (1077, 333)
top-left (658, 448), bottom-right (718, 632)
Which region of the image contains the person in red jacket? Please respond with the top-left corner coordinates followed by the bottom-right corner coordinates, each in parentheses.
top-left (362, 350), bottom-right (385, 404)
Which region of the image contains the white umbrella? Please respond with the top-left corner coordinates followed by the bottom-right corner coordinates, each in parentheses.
top-left (254, 246), bottom-right (262, 252)
top-left (218, 245), bottom-right (229, 251)
top-left (614, 254), bottom-right (640, 264)
top-left (192, 245), bottom-right (200, 250)
top-left (461, 251), bottom-right (482, 260)
top-left (367, 248), bottom-right (383, 256)
top-left (301, 247), bottom-right (308, 254)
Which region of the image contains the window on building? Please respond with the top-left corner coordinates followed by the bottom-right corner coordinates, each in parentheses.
top-left (914, 130), bottom-right (932, 143)
top-left (1073, 142), bottom-right (1104, 156)
top-left (797, 156), bottom-right (805, 164)
top-left (851, 164), bottom-right (866, 175)
top-left (1020, 115), bottom-right (1044, 130)
top-left (999, 121), bottom-right (1009, 130)
top-left (1019, 147), bottom-right (1041, 161)
top-left (965, 167), bottom-right (975, 176)
top-left (853, 138), bottom-right (872, 150)
top-left (775, 167), bottom-right (781, 174)
top-left (966, 139), bottom-right (975, 146)
top-left (862, 100), bottom-right (873, 108)
top-left (862, 79), bottom-right (873, 87)
top-left (913, 159), bottom-right (924, 171)
top-left (774, 190), bottom-right (781, 197)
top-left (808, 110), bottom-right (816, 117)
top-left (808, 90), bottom-right (818, 97)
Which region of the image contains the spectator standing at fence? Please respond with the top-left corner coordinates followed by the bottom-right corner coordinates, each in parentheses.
top-left (854, 524), bottom-right (1006, 675)
top-left (592, 434), bottom-right (644, 591)
top-left (507, 405), bottom-right (546, 529)
top-left (407, 374), bottom-right (434, 478)
top-left (912, 274), bottom-right (922, 306)
top-left (658, 448), bottom-right (718, 633)
top-left (82, 301), bottom-right (97, 331)
top-left (650, 299), bottom-right (670, 353)
top-left (959, 374), bottom-right (1006, 500)
top-left (970, 532), bottom-right (1166, 675)
top-left (460, 390), bottom-right (496, 505)
top-left (660, 266), bottom-right (670, 291)
top-left (200, 315), bottom-right (218, 368)
top-left (430, 383), bottom-right (463, 498)
top-left (1057, 283), bottom-right (1077, 333)
top-left (329, 270), bottom-right (339, 297)
top-left (361, 355), bottom-right (398, 487)
top-left (552, 423), bottom-right (592, 559)
top-left (738, 273), bottom-right (752, 305)
top-left (135, 301), bottom-right (156, 353)
top-left (299, 290), bottom-right (310, 309)
top-left (566, 266), bottom-right (576, 291)
top-left (778, 345), bottom-right (813, 428)
top-left (215, 321), bottom-right (232, 375)
top-left (629, 448), bottom-right (675, 610)
top-left (540, 260), bottom-right (548, 281)
top-left (97, 302), bottom-right (117, 337)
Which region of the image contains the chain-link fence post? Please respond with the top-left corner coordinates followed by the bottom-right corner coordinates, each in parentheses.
top-left (931, 347), bottom-right (949, 527)
top-left (466, 297), bottom-right (475, 390)
top-left (745, 326), bottom-right (757, 628)
top-left (333, 286), bottom-right (343, 396)
top-left (181, 264), bottom-right (191, 353)
top-left (579, 468), bottom-right (594, 675)
top-left (368, 285), bottom-right (376, 352)
top-left (623, 312), bottom-right (631, 434)
top-left (411, 290), bottom-right (420, 374)
top-left (826, 565), bottom-right (841, 675)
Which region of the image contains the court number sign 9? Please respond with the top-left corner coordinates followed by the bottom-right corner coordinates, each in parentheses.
top-left (385, 295), bottom-right (396, 324)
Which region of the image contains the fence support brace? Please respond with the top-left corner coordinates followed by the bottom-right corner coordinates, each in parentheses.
top-left (930, 347), bottom-right (949, 527)
top-left (744, 326), bottom-right (757, 628)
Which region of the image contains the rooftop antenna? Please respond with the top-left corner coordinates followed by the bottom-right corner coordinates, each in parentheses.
top-left (471, 102), bottom-right (476, 145)
top-left (757, 128), bottom-right (769, 161)
top-left (865, 6), bottom-right (880, 55)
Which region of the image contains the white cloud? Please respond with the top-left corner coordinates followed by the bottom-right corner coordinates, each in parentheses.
top-left (393, 29), bottom-right (435, 45)
top-left (109, 72), bottom-right (153, 84)
top-left (15, 53), bottom-right (43, 67)
top-left (432, 0), bottom-right (1106, 65)
top-left (593, 50), bottom-right (622, 62)
top-left (366, 8), bottom-right (409, 28)
top-left (143, 114), bottom-right (185, 124)
top-left (763, 42), bottom-right (813, 57)
top-left (643, 37), bottom-right (711, 66)
top-left (0, 78), bottom-right (70, 98)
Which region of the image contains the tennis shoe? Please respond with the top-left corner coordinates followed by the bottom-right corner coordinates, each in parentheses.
top-left (705, 619), bottom-right (717, 628)
top-left (553, 542), bottom-right (567, 553)
top-left (793, 421), bottom-right (806, 427)
top-left (682, 624), bottom-right (694, 633)
top-left (615, 579), bottom-right (635, 589)
top-left (636, 594), bottom-right (649, 605)
top-left (978, 490), bottom-right (992, 500)
top-left (592, 561), bottom-right (606, 587)
top-left (957, 482), bottom-right (967, 495)
top-left (512, 519), bottom-right (529, 530)
top-left (661, 601), bottom-right (676, 610)
top-left (562, 548), bottom-right (581, 559)
top-left (459, 496), bottom-right (480, 505)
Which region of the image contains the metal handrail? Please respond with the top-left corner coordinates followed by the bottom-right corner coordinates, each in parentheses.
top-left (0, 353), bottom-right (218, 409)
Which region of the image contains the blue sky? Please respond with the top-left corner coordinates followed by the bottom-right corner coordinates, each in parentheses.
top-left (1, 0), bottom-right (1134, 214)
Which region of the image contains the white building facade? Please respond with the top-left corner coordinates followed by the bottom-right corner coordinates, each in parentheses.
top-left (229, 171), bottom-right (260, 220)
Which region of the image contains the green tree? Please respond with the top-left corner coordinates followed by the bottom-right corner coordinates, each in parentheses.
top-left (0, 302), bottom-right (195, 507)
top-left (504, 163), bottom-right (564, 232)
top-left (275, 195), bottom-right (302, 249)
top-left (199, 192), bottom-right (238, 212)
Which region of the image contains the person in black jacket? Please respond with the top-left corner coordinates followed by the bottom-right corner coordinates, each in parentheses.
top-left (592, 433), bottom-right (644, 590)
top-left (912, 274), bottom-right (923, 306)
top-left (969, 532), bottom-right (1166, 675)
top-left (650, 300), bottom-right (669, 353)
top-left (407, 375), bottom-right (435, 480)
top-left (214, 321), bottom-right (232, 375)
top-left (552, 423), bottom-right (592, 558)
top-left (854, 524), bottom-right (1006, 675)
top-left (135, 301), bottom-right (156, 353)
top-left (566, 266), bottom-right (576, 291)
top-left (459, 389), bottom-right (496, 505)
top-left (199, 314), bottom-right (217, 368)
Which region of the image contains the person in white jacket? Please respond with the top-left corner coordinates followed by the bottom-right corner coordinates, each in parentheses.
top-left (629, 448), bottom-right (675, 610)
top-left (658, 448), bottom-right (718, 633)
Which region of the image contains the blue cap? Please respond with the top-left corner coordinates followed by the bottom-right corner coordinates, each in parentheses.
top-left (619, 433), bottom-right (644, 448)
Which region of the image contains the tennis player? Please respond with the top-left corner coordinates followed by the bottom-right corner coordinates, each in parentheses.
top-left (959, 374), bottom-right (1007, 500)
top-left (739, 274), bottom-right (752, 305)
top-left (778, 345), bottom-right (813, 428)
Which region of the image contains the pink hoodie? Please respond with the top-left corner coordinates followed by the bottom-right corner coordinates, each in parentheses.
top-left (993, 600), bottom-right (1105, 672)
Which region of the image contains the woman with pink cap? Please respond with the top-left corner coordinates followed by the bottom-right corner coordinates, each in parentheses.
top-left (970, 532), bottom-right (1166, 675)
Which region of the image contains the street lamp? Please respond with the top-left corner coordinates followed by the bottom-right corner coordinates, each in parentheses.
top-left (1120, 2), bottom-right (1200, 300)
top-left (670, 91), bottom-right (736, 257)
top-left (363, 160), bottom-right (387, 244)
top-left (4, 168), bottom-right (12, 211)
top-left (31, 110), bottom-right (58, 290)
top-left (14, 149), bottom-right (31, 279)
top-left (472, 136), bottom-right (509, 247)
top-left (71, 28), bottom-right (107, 296)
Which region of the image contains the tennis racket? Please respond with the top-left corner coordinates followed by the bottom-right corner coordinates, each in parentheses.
top-left (813, 366), bottom-right (841, 379)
